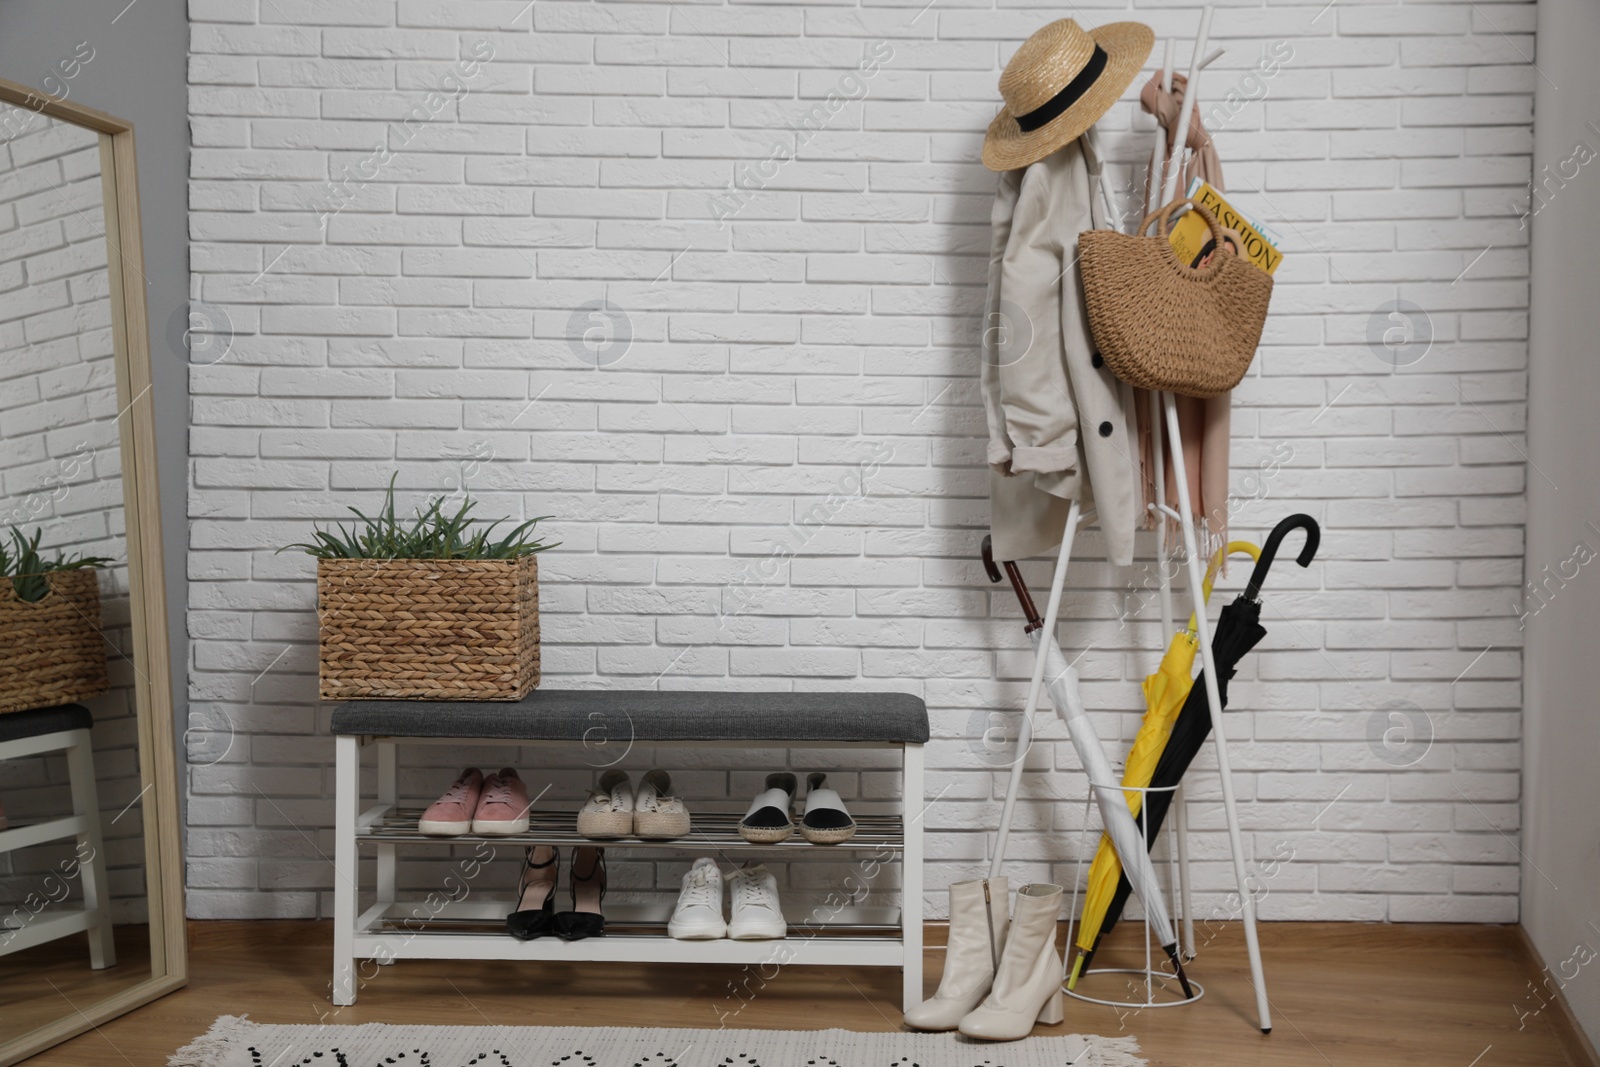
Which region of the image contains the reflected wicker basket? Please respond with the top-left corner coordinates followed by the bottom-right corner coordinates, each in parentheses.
top-left (0, 568), bottom-right (110, 715)
top-left (316, 555), bottom-right (540, 701)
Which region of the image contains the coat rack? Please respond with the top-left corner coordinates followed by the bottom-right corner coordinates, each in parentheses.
top-left (985, 7), bottom-right (1274, 1033)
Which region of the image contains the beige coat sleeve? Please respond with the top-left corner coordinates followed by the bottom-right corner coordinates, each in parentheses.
top-left (988, 159), bottom-right (1084, 479)
top-left (980, 169), bottom-right (1023, 473)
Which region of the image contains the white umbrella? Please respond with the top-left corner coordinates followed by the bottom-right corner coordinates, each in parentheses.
top-left (1033, 629), bottom-right (1195, 998)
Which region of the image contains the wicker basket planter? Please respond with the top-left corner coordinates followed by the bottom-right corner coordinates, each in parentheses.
top-left (316, 555), bottom-right (540, 701)
top-left (0, 568), bottom-right (110, 715)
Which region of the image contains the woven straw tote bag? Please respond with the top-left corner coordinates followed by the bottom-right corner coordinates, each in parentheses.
top-left (1078, 196), bottom-right (1273, 398)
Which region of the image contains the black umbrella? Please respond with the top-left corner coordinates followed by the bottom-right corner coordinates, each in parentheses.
top-left (1071, 514), bottom-right (1320, 980)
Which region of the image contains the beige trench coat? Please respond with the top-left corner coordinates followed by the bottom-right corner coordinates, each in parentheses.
top-left (980, 132), bottom-right (1140, 567)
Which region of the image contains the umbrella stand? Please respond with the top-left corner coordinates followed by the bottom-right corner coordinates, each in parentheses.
top-left (1064, 778), bottom-right (1205, 1010)
top-left (982, 539), bottom-right (1197, 1003)
top-left (1067, 541), bottom-right (1260, 992)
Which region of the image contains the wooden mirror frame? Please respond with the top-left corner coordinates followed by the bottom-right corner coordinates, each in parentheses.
top-left (0, 75), bottom-right (186, 1066)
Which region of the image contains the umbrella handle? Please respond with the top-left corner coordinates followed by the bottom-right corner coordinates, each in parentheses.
top-left (980, 534), bottom-right (1002, 582)
top-left (1184, 540), bottom-right (1261, 635)
top-left (981, 535), bottom-right (1044, 632)
top-left (1243, 514), bottom-right (1321, 601)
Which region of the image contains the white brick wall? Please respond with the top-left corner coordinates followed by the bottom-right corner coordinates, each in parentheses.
top-left (185, 0), bottom-right (1531, 924)
top-left (0, 111), bottom-right (120, 534)
top-left (0, 108), bottom-right (148, 920)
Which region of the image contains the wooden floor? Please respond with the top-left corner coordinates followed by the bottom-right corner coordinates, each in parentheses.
top-left (21, 920), bottom-right (1599, 1066)
top-left (0, 925), bottom-right (153, 1049)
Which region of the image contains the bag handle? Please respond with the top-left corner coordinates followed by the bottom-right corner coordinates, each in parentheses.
top-left (1138, 196), bottom-right (1227, 250)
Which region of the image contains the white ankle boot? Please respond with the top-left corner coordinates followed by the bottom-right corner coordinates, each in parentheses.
top-left (904, 876), bottom-right (1008, 1031)
top-left (958, 882), bottom-right (1066, 1041)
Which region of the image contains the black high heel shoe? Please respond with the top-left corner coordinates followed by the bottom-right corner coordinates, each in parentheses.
top-left (507, 845), bottom-right (559, 940)
top-left (554, 846), bottom-right (606, 941)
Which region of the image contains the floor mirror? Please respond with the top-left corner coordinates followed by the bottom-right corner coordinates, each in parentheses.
top-left (0, 76), bottom-right (185, 1065)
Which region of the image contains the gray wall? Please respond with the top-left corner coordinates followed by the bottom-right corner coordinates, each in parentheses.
top-left (1525, 0), bottom-right (1600, 1050)
top-left (0, 0), bottom-right (190, 771)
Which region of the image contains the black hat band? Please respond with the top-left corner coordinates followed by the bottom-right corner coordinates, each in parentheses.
top-left (1013, 44), bottom-right (1109, 133)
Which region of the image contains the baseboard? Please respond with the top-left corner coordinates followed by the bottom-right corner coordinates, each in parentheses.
top-left (1512, 925), bottom-right (1600, 1067)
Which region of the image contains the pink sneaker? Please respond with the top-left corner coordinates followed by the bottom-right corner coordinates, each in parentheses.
top-left (418, 768), bottom-right (483, 835)
top-left (472, 768), bottom-right (531, 835)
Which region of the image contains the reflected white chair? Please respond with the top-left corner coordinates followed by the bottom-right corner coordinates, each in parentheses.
top-left (0, 703), bottom-right (116, 969)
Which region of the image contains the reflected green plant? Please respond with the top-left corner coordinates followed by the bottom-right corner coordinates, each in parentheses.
top-left (0, 526), bottom-right (112, 603)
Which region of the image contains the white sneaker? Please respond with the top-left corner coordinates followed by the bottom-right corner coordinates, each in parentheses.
top-left (668, 857), bottom-right (726, 940)
top-left (727, 864), bottom-right (786, 940)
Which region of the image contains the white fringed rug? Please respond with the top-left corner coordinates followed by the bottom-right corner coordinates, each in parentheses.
top-left (170, 1017), bottom-right (1146, 1067)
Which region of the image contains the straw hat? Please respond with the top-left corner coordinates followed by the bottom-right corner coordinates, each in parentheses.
top-left (983, 19), bottom-right (1154, 172)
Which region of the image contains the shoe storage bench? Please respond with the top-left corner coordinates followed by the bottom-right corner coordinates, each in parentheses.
top-left (330, 690), bottom-right (928, 1010)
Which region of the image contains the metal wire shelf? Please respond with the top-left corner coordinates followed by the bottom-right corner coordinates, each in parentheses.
top-left (359, 807), bottom-right (903, 853)
top-left (366, 901), bottom-right (904, 939)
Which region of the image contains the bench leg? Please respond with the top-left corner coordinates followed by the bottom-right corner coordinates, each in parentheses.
top-left (332, 734), bottom-right (358, 1005)
top-left (375, 740), bottom-right (397, 936)
top-left (901, 742), bottom-right (924, 1014)
top-left (65, 730), bottom-right (115, 970)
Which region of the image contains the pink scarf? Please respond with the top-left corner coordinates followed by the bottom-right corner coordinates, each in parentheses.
top-left (1133, 71), bottom-right (1233, 558)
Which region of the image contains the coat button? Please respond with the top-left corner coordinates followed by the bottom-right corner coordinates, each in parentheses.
top-left (1098, 421), bottom-right (1113, 437)
top-left (1091, 352), bottom-right (1104, 368)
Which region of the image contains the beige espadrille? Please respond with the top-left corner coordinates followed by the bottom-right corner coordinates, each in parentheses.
top-left (740, 772), bottom-right (797, 843)
top-left (799, 772), bottom-right (857, 845)
top-left (577, 769), bottom-right (634, 838)
top-left (633, 769), bottom-right (691, 839)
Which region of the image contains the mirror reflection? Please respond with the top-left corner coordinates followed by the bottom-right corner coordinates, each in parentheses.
top-left (0, 104), bottom-right (153, 1045)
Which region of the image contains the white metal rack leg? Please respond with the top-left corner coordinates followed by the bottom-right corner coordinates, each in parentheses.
top-left (1162, 392), bottom-right (1272, 1032)
top-left (1173, 782), bottom-right (1193, 958)
top-left (1152, 1), bottom-right (1222, 973)
top-left (989, 500), bottom-right (1082, 881)
top-left (1149, 387), bottom-right (1197, 960)
top-left (901, 741), bottom-right (924, 1012)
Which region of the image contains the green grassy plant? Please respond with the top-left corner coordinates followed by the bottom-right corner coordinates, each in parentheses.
top-left (281, 475), bottom-right (556, 561)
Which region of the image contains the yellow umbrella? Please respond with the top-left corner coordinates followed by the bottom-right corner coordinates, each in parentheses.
top-left (1068, 540), bottom-right (1261, 989)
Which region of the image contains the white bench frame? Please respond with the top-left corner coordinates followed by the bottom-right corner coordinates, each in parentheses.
top-left (332, 733), bottom-right (924, 1011)
top-left (0, 726), bottom-right (116, 969)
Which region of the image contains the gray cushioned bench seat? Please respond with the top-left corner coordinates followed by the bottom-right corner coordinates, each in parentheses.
top-left (330, 689), bottom-right (928, 744)
top-left (0, 703), bottom-right (93, 743)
